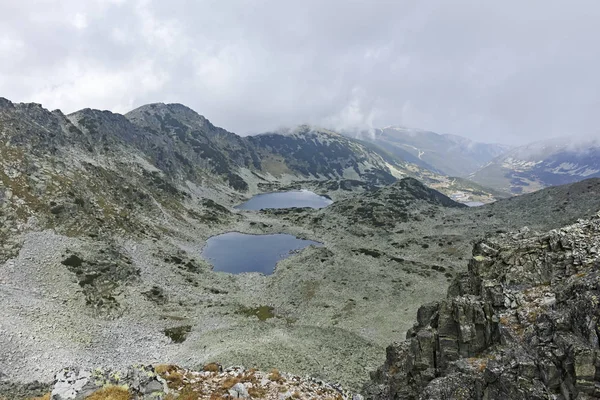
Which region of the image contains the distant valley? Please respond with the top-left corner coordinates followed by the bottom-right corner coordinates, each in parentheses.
top-left (347, 126), bottom-right (510, 177)
top-left (469, 137), bottom-right (600, 194)
top-left (343, 125), bottom-right (600, 196)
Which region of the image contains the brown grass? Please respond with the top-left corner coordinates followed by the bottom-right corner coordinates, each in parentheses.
top-left (155, 364), bottom-right (179, 375)
top-left (527, 309), bottom-right (540, 323)
top-left (209, 395), bottom-right (231, 400)
top-left (203, 363), bottom-right (220, 373)
top-left (155, 365), bottom-right (186, 389)
top-left (176, 385), bottom-right (202, 400)
top-left (221, 376), bottom-right (240, 390)
top-left (248, 386), bottom-right (268, 398)
top-left (478, 362), bottom-right (487, 372)
top-left (85, 386), bottom-right (132, 400)
top-left (28, 395), bottom-right (51, 400)
top-left (268, 368), bottom-right (285, 383)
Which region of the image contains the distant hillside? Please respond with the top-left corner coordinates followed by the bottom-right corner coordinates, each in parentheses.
top-left (253, 125), bottom-right (507, 204)
top-left (346, 126), bottom-right (510, 177)
top-left (322, 177), bottom-right (466, 228)
top-left (248, 125), bottom-right (399, 185)
top-left (470, 137), bottom-right (600, 194)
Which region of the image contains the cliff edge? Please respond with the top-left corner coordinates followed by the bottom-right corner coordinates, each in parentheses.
top-left (365, 213), bottom-right (600, 399)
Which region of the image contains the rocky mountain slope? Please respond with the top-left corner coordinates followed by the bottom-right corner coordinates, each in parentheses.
top-left (346, 126), bottom-right (510, 177)
top-left (365, 211), bottom-right (600, 399)
top-left (470, 137), bottom-right (600, 194)
top-left (253, 125), bottom-right (510, 204)
top-left (73, 103), bottom-right (262, 192)
top-left (3, 177), bottom-right (600, 399)
top-left (0, 97), bottom-right (500, 267)
top-left (2, 97), bottom-right (600, 398)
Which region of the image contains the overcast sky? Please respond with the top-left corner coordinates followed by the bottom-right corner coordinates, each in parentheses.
top-left (1, 0), bottom-right (599, 144)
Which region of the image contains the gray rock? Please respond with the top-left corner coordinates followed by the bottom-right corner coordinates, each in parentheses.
top-left (365, 213), bottom-right (600, 399)
top-left (229, 382), bottom-right (250, 398)
top-left (51, 368), bottom-right (91, 400)
top-left (48, 365), bottom-right (167, 399)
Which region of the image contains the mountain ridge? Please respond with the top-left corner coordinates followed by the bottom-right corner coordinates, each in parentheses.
top-left (365, 210), bottom-right (600, 399)
top-left (343, 125), bottom-right (512, 177)
top-left (470, 137), bottom-right (600, 194)
top-left (2, 95), bottom-right (600, 397)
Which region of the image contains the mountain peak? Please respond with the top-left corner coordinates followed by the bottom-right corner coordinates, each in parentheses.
top-left (0, 98), bottom-right (49, 113)
top-left (266, 124), bottom-right (342, 138)
top-left (69, 107), bottom-right (125, 118)
top-left (0, 97), bottom-right (15, 109)
top-left (128, 102), bottom-right (200, 115)
top-left (125, 102), bottom-right (214, 134)
top-left (67, 107), bottom-right (134, 133)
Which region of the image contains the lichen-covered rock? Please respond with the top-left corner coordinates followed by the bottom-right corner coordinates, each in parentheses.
top-left (50, 365), bottom-right (168, 400)
top-left (46, 364), bottom-right (360, 399)
top-left (365, 213), bottom-right (600, 399)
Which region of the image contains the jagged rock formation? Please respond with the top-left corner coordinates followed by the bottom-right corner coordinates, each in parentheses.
top-left (365, 213), bottom-right (600, 399)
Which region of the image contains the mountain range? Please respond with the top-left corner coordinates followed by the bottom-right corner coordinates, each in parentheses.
top-left (469, 137), bottom-right (600, 194)
top-left (345, 126), bottom-right (600, 196)
top-left (348, 126), bottom-right (510, 177)
top-left (1, 97), bottom-right (600, 399)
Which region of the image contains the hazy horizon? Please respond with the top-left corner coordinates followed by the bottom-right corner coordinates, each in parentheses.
top-left (1, 1), bottom-right (600, 145)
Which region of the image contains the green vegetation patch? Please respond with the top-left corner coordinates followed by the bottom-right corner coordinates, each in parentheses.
top-left (237, 305), bottom-right (276, 321)
top-left (353, 248), bottom-right (382, 258)
top-left (164, 325), bottom-right (192, 343)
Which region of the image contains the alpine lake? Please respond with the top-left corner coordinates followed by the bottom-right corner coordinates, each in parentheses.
top-left (201, 191), bottom-right (331, 274)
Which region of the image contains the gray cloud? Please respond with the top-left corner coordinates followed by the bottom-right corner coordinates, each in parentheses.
top-left (1, 0), bottom-right (599, 144)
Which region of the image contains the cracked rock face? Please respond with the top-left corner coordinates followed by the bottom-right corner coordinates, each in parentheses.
top-left (365, 213), bottom-right (600, 399)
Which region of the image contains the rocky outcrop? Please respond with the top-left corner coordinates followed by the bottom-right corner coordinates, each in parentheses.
top-left (366, 213), bottom-right (600, 399)
top-left (324, 177), bottom-right (466, 228)
top-left (49, 365), bottom-right (167, 399)
top-left (35, 364), bottom-right (360, 399)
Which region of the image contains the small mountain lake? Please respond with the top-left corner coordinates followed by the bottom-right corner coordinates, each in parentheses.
top-left (201, 232), bottom-right (322, 274)
top-left (236, 190), bottom-right (333, 210)
top-left (465, 201), bottom-right (485, 207)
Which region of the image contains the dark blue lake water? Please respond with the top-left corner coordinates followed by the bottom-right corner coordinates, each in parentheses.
top-left (236, 190), bottom-right (333, 210)
top-left (201, 232), bottom-right (322, 274)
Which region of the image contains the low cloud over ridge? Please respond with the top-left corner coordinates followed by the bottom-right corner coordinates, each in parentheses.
top-left (1, 0), bottom-right (600, 144)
